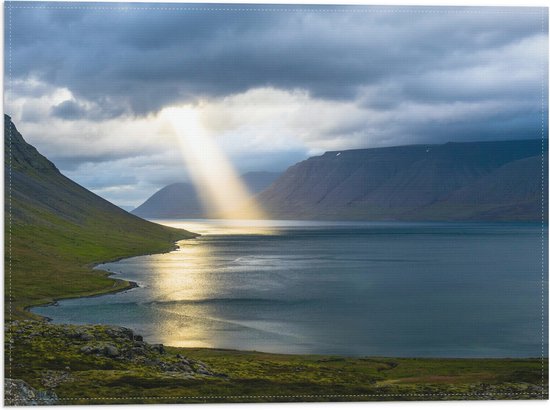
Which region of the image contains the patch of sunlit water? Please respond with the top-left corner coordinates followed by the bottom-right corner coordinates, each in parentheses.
top-left (151, 218), bottom-right (289, 236)
top-left (140, 237), bottom-right (221, 347)
top-left (123, 218), bottom-right (319, 347)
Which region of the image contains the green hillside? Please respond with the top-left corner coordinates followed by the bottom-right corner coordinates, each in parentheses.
top-left (3, 115), bottom-right (197, 319)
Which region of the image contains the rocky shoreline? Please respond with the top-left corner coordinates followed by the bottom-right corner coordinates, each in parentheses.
top-left (5, 320), bottom-right (225, 405)
top-left (5, 320), bottom-right (547, 405)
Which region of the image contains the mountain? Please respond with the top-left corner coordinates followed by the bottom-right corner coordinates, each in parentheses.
top-left (255, 140), bottom-right (547, 221)
top-left (4, 115), bottom-right (196, 318)
top-left (132, 182), bottom-right (203, 218)
top-left (132, 171), bottom-right (281, 219)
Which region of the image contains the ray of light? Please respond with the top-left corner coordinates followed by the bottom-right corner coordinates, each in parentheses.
top-left (163, 106), bottom-right (267, 220)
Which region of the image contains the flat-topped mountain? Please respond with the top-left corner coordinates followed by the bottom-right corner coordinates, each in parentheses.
top-left (255, 139), bottom-right (546, 221)
top-left (4, 114), bottom-right (196, 318)
top-left (132, 171), bottom-right (281, 219)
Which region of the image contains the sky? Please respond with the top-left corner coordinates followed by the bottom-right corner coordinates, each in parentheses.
top-left (5, 2), bottom-right (549, 207)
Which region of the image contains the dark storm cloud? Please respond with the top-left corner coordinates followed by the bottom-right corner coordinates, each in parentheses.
top-left (8, 3), bottom-right (547, 117)
top-left (51, 99), bottom-right (87, 120)
top-left (5, 2), bottom-right (548, 206)
top-left (51, 99), bottom-right (126, 120)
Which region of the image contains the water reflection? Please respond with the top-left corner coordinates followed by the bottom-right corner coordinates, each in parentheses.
top-left (152, 218), bottom-right (283, 236)
top-left (31, 220), bottom-right (546, 357)
top-left (141, 238), bottom-right (222, 348)
top-left (146, 239), bottom-right (215, 302)
top-left (129, 224), bottom-right (295, 348)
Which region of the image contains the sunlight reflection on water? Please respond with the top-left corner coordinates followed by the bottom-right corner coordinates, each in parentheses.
top-left (151, 218), bottom-right (324, 236)
top-left (32, 220), bottom-right (547, 357)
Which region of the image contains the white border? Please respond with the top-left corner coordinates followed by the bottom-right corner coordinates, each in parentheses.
top-left (0, 1), bottom-right (548, 410)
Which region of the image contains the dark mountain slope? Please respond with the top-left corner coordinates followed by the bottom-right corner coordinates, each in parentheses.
top-left (132, 171), bottom-right (280, 219)
top-left (256, 140), bottom-right (546, 221)
top-left (447, 155), bottom-right (543, 205)
top-left (133, 182), bottom-right (203, 218)
top-left (4, 115), bottom-right (197, 318)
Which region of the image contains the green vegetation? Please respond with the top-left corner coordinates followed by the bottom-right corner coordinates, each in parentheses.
top-left (5, 321), bottom-right (547, 404)
top-left (6, 202), bottom-right (194, 319)
top-left (4, 115), bottom-right (197, 319)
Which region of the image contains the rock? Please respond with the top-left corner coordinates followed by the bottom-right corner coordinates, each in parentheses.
top-left (81, 344), bottom-right (120, 357)
top-left (133, 334), bottom-right (143, 342)
top-left (41, 370), bottom-right (74, 389)
top-left (106, 326), bottom-right (134, 340)
top-left (79, 332), bottom-right (93, 341)
top-left (196, 368), bottom-right (213, 376)
top-left (132, 347), bottom-right (146, 356)
top-left (67, 329), bottom-right (94, 341)
top-left (144, 358), bottom-right (161, 367)
top-left (4, 378), bottom-right (57, 406)
top-left (80, 345), bottom-right (94, 354)
top-left (151, 344), bottom-right (165, 354)
top-left (103, 344), bottom-right (120, 357)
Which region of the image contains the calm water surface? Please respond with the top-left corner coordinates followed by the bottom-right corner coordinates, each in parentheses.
top-left (33, 220), bottom-right (548, 357)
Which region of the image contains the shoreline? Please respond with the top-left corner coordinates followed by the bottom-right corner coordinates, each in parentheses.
top-left (19, 237), bottom-right (193, 321)
top-left (7, 226), bottom-right (548, 403)
top-left (24, 280), bottom-right (140, 322)
top-left (21, 224), bottom-right (547, 360)
top-left (7, 318), bottom-right (548, 361)
top-left (17, 222), bottom-right (547, 361)
top-left (6, 320), bottom-right (547, 405)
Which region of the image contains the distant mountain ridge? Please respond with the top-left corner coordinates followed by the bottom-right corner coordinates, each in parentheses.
top-left (255, 139), bottom-right (547, 221)
top-left (132, 171), bottom-right (281, 219)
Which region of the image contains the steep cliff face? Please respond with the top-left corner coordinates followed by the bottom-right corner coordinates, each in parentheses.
top-left (256, 139), bottom-right (546, 221)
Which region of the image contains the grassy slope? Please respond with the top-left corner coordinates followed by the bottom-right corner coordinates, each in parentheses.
top-left (4, 115), bottom-right (197, 319)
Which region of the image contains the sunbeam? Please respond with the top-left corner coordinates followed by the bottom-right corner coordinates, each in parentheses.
top-left (163, 106), bottom-right (267, 220)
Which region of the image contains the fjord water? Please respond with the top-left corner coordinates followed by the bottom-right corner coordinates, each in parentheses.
top-left (33, 220), bottom-right (547, 358)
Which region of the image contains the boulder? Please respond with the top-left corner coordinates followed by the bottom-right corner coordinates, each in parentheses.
top-left (4, 378), bottom-right (57, 406)
top-left (79, 332), bottom-right (93, 341)
top-left (132, 347), bottom-right (146, 356)
top-left (151, 344), bottom-right (165, 354)
top-left (103, 344), bottom-right (120, 357)
top-left (106, 326), bottom-right (134, 340)
top-left (80, 345), bottom-right (95, 354)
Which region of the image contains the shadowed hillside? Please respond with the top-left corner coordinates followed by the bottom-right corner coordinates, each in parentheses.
top-left (4, 115), bottom-right (197, 318)
top-left (256, 140), bottom-right (547, 221)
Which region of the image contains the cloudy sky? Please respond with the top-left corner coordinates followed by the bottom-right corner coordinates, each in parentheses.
top-left (5, 2), bottom-right (548, 207)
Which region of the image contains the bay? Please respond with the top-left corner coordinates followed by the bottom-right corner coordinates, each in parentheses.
top-left (32, 220), bottom-right (547, 358)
